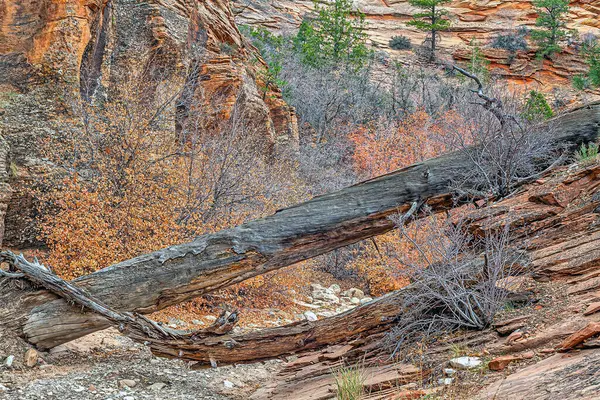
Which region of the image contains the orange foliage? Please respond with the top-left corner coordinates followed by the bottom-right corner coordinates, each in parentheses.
top-left (349, 109), bottom-right (457, 179)
top-left (37, 68), bottom-right (311, 321)
top-left (346, 110), bottom-right (459, 295)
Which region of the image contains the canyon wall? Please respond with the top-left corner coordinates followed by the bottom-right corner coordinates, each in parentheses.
top-left (234, 0), bottom-right (600, 96)
top-left (0, 0), bottom-right (298, 247)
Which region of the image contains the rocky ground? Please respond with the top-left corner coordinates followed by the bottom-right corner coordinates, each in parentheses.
top-left (4, 164), bottom-right (600, 400)
top-left (0, 282), bottom-right (367, 400)
top-left (0, 328), bottom-right (282, 400)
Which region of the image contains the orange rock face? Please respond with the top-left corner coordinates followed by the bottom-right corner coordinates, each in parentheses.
top-left (1, 0), bottom-right (296, 143)
top-left (0, 0), bottom-right (298, 246)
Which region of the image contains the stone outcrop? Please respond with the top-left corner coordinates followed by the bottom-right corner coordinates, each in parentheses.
top-left (234, 0), bottom-right (600, 98)
top-left (478, 350), bottom-right (600, 400)
top-left (250, 162), bottom-right (600, 399)
top-left (0, 0), bottom-right (298, 247)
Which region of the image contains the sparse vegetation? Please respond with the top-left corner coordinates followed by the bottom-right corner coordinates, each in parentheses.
top-left (467, 39), bottom-right (490, 80)
top-left (491, 28), bottom-right (529, 62)
top-left (388, 211), bottom-right (528, 357)
top-left (293, 0), bottom-right (370, 68)
top-left (449, 343), bottom-right (470, 358)
top-left (389, 35), bottom-right (412, 50)
top-left (334, 364), bottom-right (366, 400)
top-left (440, 71), bottom-right (560, 199)
top-left (576, 142), bottom-right (600, 165)
top-left (523, 90), bottom-right (554, 121)
top-left (573, 34), bottom-right (600, 90)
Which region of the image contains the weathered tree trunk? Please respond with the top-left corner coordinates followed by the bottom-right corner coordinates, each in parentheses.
top-left (146, 291), bottom-right (404, 365)
top-left (1, 102), bottom-right (599, 352)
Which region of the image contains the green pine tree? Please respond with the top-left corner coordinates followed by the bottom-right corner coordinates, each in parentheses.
top-left (530, 0), bottom-right (570, 59)
top-left (407, 0), bottom-right (452, 61)
top-left (573, 36), bottom-right (600, 90)
top-left (468, 39), bottom-right (490, 80)
top-left (523, 90), bottom-right (554, 121)
top-left (294, 0), bottom-right (370, 68)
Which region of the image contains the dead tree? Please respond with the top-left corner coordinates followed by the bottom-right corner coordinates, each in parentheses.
top-left (1, 102), bottom-right (599, 365)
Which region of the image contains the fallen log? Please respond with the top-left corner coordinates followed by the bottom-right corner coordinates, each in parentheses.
top-left (1, 102), bottom-right (599, 352)
top-left (1, 249), bottom-right (404, 365)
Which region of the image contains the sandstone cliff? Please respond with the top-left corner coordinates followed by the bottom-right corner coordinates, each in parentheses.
top-left (0, 0), bottom-right (298, 247)
top-left (234, 0), bottom-right (600, 98)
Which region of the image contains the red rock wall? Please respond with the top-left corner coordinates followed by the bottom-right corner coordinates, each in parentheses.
top-left (0, 0), bottom-right (298, 247)
top-left (234, 0), bottom-right (600, 99)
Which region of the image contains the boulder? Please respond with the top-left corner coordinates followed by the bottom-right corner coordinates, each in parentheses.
top-left (505, 331), bottom-right (523, 344)
top-left (438, 377), bottom-right (454, 385)
top-left (148, 382), bottom-right (166, 391)
top-left (24, 348), bottom-right (38, 368)
top-left (449, 356), bottom-right (482, 370)
top-left (312, 288), bottom-right (340, 304)
top-left (4, 355), bottom-right (14, 368)
top-left (328, 284), bottom-right (341, 294)
top-left (583, 301), bottom-right (600, 316)
top-left (489, 355), bottom-right (520, 371)
top-left (341, 288), bottom-right (365, 300)
top-left (118, 379), bottom-right (137, 389)
top-left (223, 380), bottom-right (235, 389)
top-left (304, 311), bottom-right (318, 322)
top-left (443, 368), bottom-right (456, 376)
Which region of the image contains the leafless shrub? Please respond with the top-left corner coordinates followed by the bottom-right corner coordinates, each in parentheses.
top-left (387, 207), bottom-right (528, 358)
top-left (441, 67), bottom-right (563, 200)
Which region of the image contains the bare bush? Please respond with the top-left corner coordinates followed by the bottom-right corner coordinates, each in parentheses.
top-left (441, 67), bottom-right (563, 200)
top-left (387, 207), bottom-right (527, 357)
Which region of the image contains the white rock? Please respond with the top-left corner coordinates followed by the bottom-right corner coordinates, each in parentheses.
top-left (123, 396), bottom-right (135, 400)
top-left (223, 380), bottom-right (235, 389)
top-left (4, 355), bottom-right (14, 368)
top-left (192, 320), bottom-right (204, 325)
top-left (350, 297), bottom-right (361, 305)
top-left (147, 382), bottom-right (166, 391)
top-left (310, 283), bottom-right (326, 292)
top-left (438, 378), bottom-right (454, 385)
top-left (313, 289), bottom-right (340, 304)
top-left (24, 348), bottom-right (38, 367)
top-left (359, 297), bottom-right (373, 305)
top-left (205, 315), bottom-right (217, 322)
top-left (449, 356), bottom-right (482, 370)
top-left (328, 284), bottom-right (341, 294)
top-left (342, 288), bottom-right (365, 300)
top-left (304, 311), bottom-right (318, 322)
top-left (118, 379), bottom-right (137, 389)
top-left (444, 368), bottom-right (456, 376)
top-left (317, 311), bottom-right (336, 318)
top-left (292, 299), bottom-right (321, 309)
top-left (0, 384), bottom-right (8, 392)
